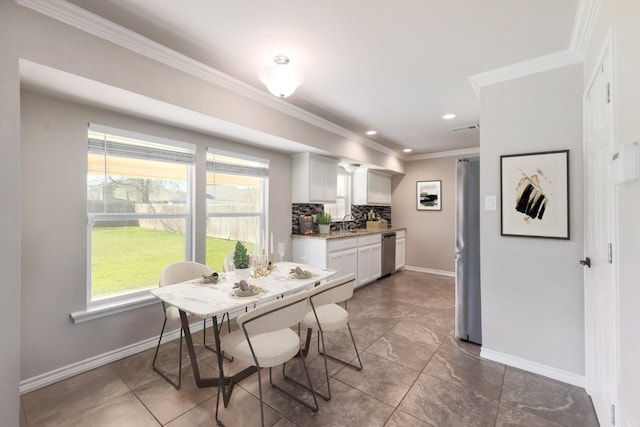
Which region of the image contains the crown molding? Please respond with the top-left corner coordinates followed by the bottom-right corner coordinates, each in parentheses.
top-left (468, 49), bottom-right (581, 96)
top-left (468, 0), bottom-right (601, 95)
top-left (569, 0), bottom-right (602, 60)
top-left (16, 0), bottom-right (397, 158)
top-left (406, 147), bottom-right (480, 161)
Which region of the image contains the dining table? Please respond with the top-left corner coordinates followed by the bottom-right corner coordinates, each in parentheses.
top-left (150, 261), bottom-right (336, 407)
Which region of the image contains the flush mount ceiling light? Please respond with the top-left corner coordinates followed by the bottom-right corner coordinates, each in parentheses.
top-left (442, 113), bottom-right (456, 120)
top-left (366, 130), bottom-right (377, 136)
top-left (403, 148), bottom-right (413, 153)
top-left (259, 55), bottom-right (304, 98)
top-left (342, 163), bottom-right (361, 173)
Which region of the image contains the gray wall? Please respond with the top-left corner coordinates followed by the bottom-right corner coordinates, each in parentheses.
top-left (479, 64), bottom-right (585, 375)
top-left (0, 1), bottom-right (21, 425)
top-left (392, 156), bottom-right (460, 273)
top-left (19, 90), bottom-right (295, 379)
top-left (585, 2), bottom-right (640, 425)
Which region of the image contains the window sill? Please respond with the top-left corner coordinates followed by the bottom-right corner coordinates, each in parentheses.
top-left (70, 293), bottom-right (159, 324)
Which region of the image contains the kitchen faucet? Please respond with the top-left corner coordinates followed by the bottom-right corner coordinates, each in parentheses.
top-left (342, 213), bottom-right (355, 232)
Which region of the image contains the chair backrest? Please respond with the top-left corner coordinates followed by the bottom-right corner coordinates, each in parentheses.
top-left (237, 291), bottom-right (308, 336)
top-left (159, 261), bottom-right (213, 287)
top-left (307, 273), bottom-right (356, 307)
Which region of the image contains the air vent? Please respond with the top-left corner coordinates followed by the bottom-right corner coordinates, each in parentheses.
top-left (448, 123), bottom-right (480, 133)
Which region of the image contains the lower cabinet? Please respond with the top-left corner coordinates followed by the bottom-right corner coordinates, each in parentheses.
top-left (356, 234), bottom-right (382, 288)
top-left (395, 230), bottom-right (406, 270)
top-left (357, 243), bottom-right (381, 287)
top-left (292, 230), bottom-right (403, 289)
top-left (327, 247), bottom-right (358, 280)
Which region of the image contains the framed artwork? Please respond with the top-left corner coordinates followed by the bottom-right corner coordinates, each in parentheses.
top-left (416, 180), bottom-right (441, 211)
top-left (500, 150), bottom-right (569, 239)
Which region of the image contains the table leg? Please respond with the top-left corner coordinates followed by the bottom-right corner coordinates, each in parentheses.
top-left (179, 310), bottom-right (218, 388)
top-left (179, 310), bottom-right (256, 405)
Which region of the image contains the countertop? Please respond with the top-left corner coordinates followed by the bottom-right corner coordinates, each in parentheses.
top-left (291, 226), bottom-right (406, 240)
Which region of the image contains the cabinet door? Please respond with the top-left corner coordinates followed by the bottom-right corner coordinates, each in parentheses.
top-left (309, 158), bottom-right (337, 202)
top-left (379, 174), bottom-right (391, 204)
top-left (343, 248), bottom-right (358, 279)
top-left (370, 173), bottom-right (391, 205)
top-left (309, 158), bottom-right (326, 202)
top-left (328, 248), bottom-right (357, 280)
top-left (369, 173), bottom-right (383, 204)
top-left (328, 251), bottom-right (345, 278)
top-left (355, 171), bottom-right (391, 205)
top-left (395, 238), bottom-right (406, 269)
top-left (323, 161), bottom-right (337, 201)
top-left (370, 244), bottom-right (382, 279)
top-left (357, 246), bottom-right (371, 287)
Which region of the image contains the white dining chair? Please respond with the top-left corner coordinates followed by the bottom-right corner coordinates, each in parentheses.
top-left (292, 273), bottom-right (362, 400)
top-left (218, 291), bottom-right (318, 427)
top-left (152, 261), bottom-right (216, 389)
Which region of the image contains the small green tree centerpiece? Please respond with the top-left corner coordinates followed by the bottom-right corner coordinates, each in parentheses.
top-left (233, 241), bottom-right (250, 269)
top-left (316, 212), bottom-right (332, 225)
top-left (316, 212), bottom-right (332, 234)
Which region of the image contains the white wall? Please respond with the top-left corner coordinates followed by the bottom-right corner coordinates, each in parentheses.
top-left (584, 1), bottom-right (640, 425)
top-left (0, 2), bottom-right (22, 424)
top-left (479, 64), bottom-right (586, 380)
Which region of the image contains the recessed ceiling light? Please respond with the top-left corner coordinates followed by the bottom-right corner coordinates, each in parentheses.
top-left (442, 113), bottom-right (456, 120)
top-left (403, 148), bottom-right (413, 153)
top-left (366, 130), bottom-right (377, 135)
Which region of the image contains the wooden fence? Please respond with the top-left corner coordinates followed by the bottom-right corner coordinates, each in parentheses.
top-left (135, 203), bottom-right (259, 244)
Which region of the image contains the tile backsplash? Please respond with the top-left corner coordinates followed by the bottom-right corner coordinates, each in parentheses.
top-left (291, 204), bottom-right (324, 234)
top-left (291, 204), bottom-right (391, 234)
top-left (351, 205), bottom-right (391, 228)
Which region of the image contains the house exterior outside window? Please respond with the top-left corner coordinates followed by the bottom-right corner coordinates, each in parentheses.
top-left (87, 124), bottom-right (195, 304)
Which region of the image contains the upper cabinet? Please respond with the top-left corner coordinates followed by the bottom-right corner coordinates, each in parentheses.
top-left (292, 153), bottom-right (338, 203)
top-left (353, 169), bottom-right (391, 205)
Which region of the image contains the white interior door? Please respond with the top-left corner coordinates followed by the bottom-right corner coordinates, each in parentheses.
top-left (584, 41), bottom-right (618, 427)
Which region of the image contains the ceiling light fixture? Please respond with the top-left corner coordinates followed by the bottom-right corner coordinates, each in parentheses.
top-left (443, 113), bottom-right (456, 120)
top-left (366, 130), bottom-right (377, 135)
top-left (403, 148), bottom-right (413, 153)
top-left (259, 55), bottom-right (304, 98)
top-left (342, 163), bottom-right (361, 173)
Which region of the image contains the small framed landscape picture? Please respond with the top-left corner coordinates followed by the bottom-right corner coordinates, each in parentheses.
top-left (500, 149), bottom-right (570, 239)
top-left (416, 180), bottom-right (441, 211)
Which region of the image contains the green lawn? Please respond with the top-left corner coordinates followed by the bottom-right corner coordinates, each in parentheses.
top-left (91, 226), bottom-right (253, 300)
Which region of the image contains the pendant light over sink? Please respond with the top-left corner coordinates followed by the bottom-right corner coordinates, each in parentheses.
top-left (259, 55), bottom-right (304, 98)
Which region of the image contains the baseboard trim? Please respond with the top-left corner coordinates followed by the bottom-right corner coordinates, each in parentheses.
top-left (19, 320), bottom-right (207, 394)
top-left (481, 347), bottom-right (585, 388)
top-left (403, 265), bottom-right (455, 277)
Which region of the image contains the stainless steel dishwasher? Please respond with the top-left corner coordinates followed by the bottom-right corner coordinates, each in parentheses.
top-left (381, 232), bottom-right (396, 277)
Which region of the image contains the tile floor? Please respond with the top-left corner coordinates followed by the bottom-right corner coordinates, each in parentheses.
top-left (20, 271), bottom-right (600, 426)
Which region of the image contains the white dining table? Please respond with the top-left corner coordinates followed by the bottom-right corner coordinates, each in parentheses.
top-left (150, 262), bottom-right (336, 405)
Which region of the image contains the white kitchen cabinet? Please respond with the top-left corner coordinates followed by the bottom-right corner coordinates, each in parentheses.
top-left (352, 169), bottom-right (391, 206)
top-left (356, 234), bottom-right (382, 287)
top-left (292, 236), bottom-right (358, 281)
top-left (395, 229), bottom-right (406, 270)
top-left (292, 230), bottom-right (403, 289)
top-left (327, 238), bottom-right (358, 280)
top-left (292, 153), bottom-right (338, 203)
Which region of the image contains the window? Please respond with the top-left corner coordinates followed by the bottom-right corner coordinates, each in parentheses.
top-left (87, 124), bottom-right (195, 304)
top-left (206, 149), bottom-right (268, 271)
top-left (324, 171), bottom-right (351, 221)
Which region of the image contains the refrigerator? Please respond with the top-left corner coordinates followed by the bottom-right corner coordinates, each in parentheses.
top-left (455, 158), bottom-right (482, 344)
